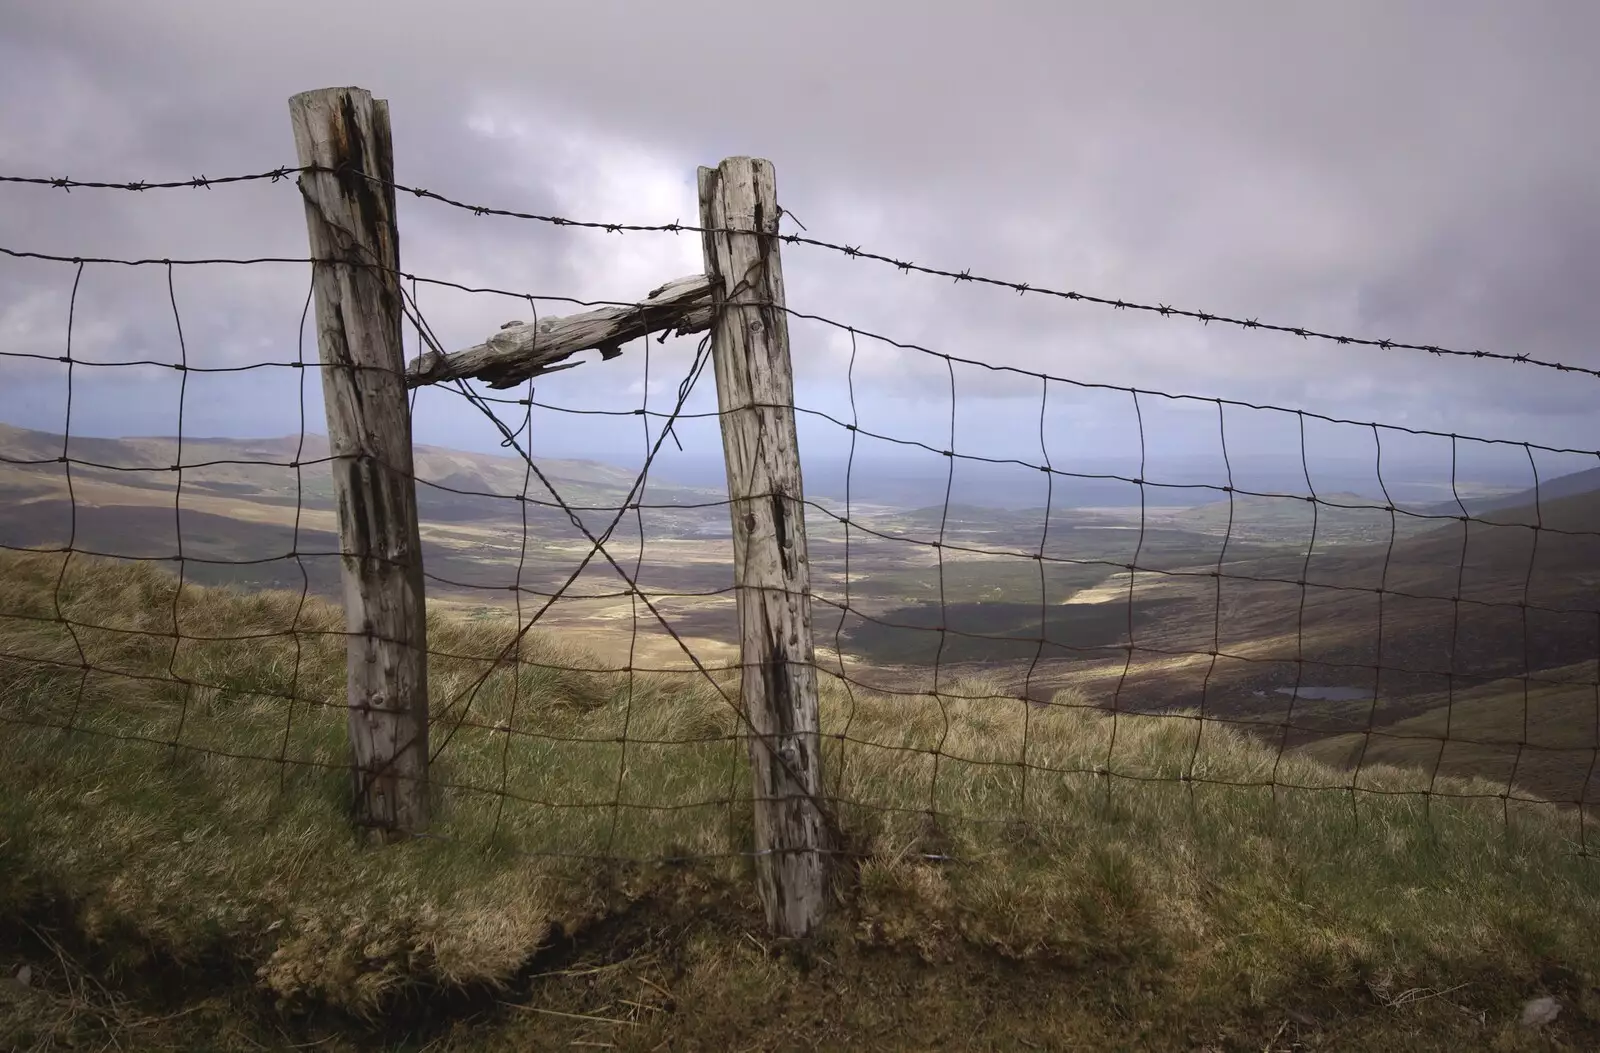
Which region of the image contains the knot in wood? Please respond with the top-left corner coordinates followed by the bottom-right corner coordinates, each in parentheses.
top-left (778, 738), bottom-right (800, 769)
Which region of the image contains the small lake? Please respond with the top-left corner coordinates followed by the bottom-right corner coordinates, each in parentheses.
top-left (1273, 686), bottom-right (1373, 702)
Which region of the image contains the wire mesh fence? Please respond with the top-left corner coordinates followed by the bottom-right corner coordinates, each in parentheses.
top-left (0, 242), bottom-right (759, 865)
top-left (3, 109), bottom-right (1598, 943)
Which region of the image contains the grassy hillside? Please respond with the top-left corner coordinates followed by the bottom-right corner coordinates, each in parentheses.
top-left (1301, 662), bottom-right (1600, 809)
top-left (0, 422), bottom-right (726, 582)
top-left (3, 550), bottom-right (1600, 1050)
top-left (1154, 490), bottom-right (1429, 545)
top-left (0, 422), bottom-right (710, 508)
top-left (1024, 485), bottom-right (1600, 726)
top-left (0, 424), bottom-right (740, 657)
top-left (1421, 465), bottom-right (1600, 521)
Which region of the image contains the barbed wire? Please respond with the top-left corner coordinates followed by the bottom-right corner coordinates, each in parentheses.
top-left (5, 166), bottom-right (1599, 381)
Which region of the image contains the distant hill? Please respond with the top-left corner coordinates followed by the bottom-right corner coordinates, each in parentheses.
top-left (1420, 464), bottom-right (1600, 522)
top-left (0, 423), bottom-right (710, 509)
top-left (1162, 469), bottom-right (1600, 546)
top-left (1152, 489), bottom-right (1431, 546)
top-left (1005, 483), bottom-right (1600, 734)
top-left (0, 423), bottom-right (726, 597)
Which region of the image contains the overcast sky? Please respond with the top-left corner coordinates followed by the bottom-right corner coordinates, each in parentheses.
top-left (3, 1), bottom-right (1599, 500)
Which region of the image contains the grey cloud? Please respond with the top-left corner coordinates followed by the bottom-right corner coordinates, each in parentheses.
top-left (1354, 176), bottom-right (1600, 378)
top-left (3, 0), bottom-right (1600, 468)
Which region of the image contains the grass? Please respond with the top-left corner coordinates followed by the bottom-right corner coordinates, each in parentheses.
top-left (3, 548), bottom-right (1600, 1050)
top-left (1303, 667), bottom-right (1600, 809)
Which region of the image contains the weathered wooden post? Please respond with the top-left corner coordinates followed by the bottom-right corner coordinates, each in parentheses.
top-left (289, 87), bottom-right (430, 837)
top-left (699, 157), bottom-right (830, 938)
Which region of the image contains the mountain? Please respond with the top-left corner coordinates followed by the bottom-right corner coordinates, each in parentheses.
top-left (1420, 464), bottom-right (1600, 521)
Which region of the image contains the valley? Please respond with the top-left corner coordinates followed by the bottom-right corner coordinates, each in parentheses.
top-left (4, 421), bottom-right (1597, 810)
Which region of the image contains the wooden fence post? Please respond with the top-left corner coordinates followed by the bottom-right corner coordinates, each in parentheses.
top-left (699, 157), bottom-right (830, 938)
top-left (289, 87), bottom-right (430, 837)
